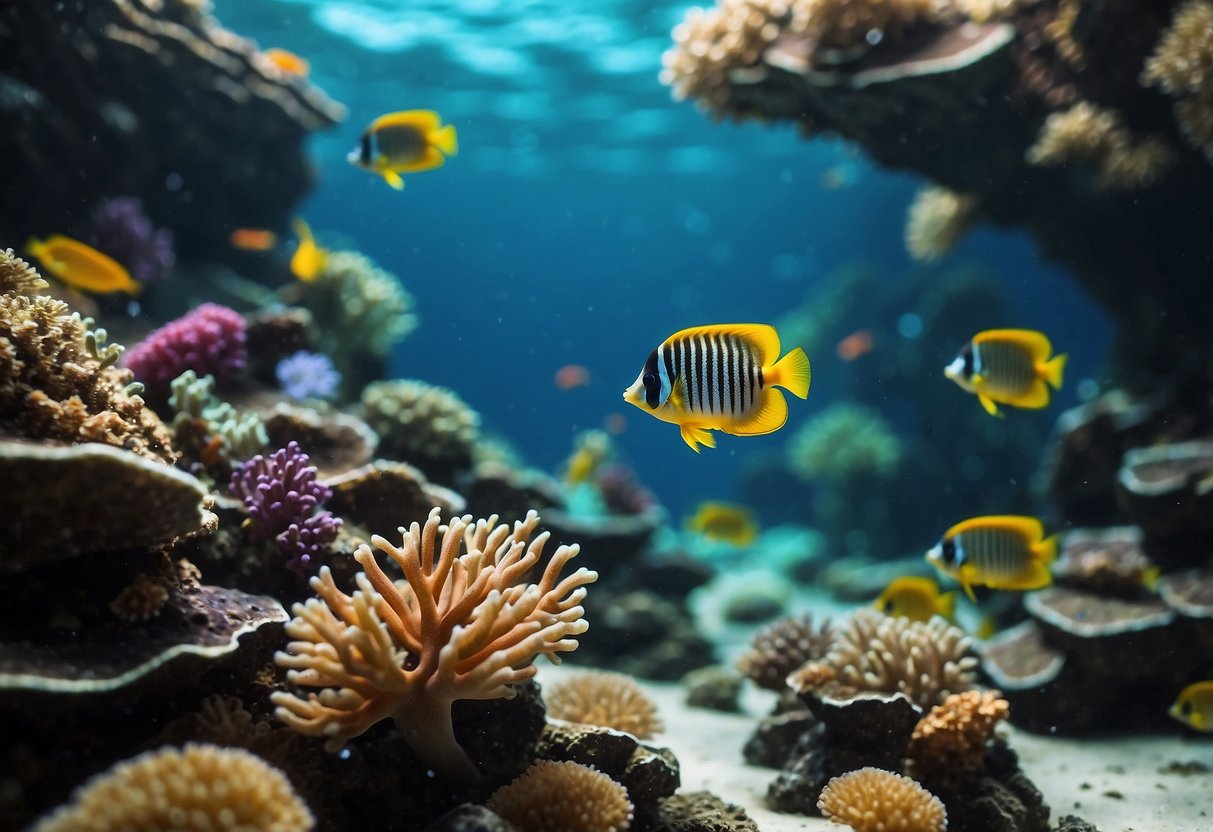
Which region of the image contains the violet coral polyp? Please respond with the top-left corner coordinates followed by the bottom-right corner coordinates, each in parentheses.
top-left (272, 508), bottom-right (598, 785)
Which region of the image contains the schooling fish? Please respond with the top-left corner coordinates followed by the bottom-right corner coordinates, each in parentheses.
top-left (1169, 681), bottom-right (1213, 732)
top-left (347, 110), bottom-right (458, 191)
top-left (945, 328), bottom-right (1067, 417)
top-left (874, 576), bottom-right (956, 623)
top-left (623, 323), bottom-right (811, 452)
top-left (686, 501), bottom-right (759, 546)
top-left (25, 234), bottom-right (141, 295)
top-left (926, 515), bottom-right (1057, 602)
top-left (289, 218), bottom-right (327, 282)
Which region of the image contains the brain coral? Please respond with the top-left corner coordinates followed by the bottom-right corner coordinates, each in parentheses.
top-left (487, 760), bottom-right (634, 832)
top-left (360, 379), bottom-right (481, 482)
top-left (817, 767), bottom-right (946, 832)
top-left (545, 670), bottom-right (664, 739)
top-left (32, 742), bottom-right (313, 832)
top-left (0, 249), bottom-right (175, 463)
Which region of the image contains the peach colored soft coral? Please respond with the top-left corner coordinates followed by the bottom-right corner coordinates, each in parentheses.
top-left (488, 760), bottom-right (634, 832)
top-left (817, 767), bottom-right (946, 832)
top-left (1025, 102), bottom-right (1175, 189)
top-left (906, 688), bottom-right (1009, 779)
top-left (272, 507), bottom-right (597, 784)
top-left (545, 670), bottom-right (664, 739)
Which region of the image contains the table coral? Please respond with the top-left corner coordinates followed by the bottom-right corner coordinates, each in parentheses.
top-left (817, 767), bottom-right (946, 832)
top-left (545, 670), bottom-right (664, 739)
top-left (488, 760), bottom-right (634, 832)
top-left (272, 507), bottom-right (598, 784)
top-left (124, 303), bottom-right (247, 396)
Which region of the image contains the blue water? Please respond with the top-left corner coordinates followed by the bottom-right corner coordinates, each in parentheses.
top-left (218, 0), bottom-right (1111, 526)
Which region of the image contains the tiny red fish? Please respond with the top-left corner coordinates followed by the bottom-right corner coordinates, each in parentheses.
top-left (555, 364), bottom-right (591, 391)
top-left (229, 228), bottom-right (279, 251)
top-left (836, 329), bottom-right (873, 362)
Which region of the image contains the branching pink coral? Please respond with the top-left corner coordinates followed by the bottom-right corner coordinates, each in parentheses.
top-left (272, 507), bottom-right (598, 784)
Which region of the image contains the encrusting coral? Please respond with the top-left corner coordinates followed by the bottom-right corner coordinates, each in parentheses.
top-left (904, 185), bottom-right (978, 262)
top-left (487, 759), bottom-right (634, 832)
top-left (1025, 102), bottom-right (1175, 190)
top-left (817, 767), bottom-right (946, 832)
top-left (544, 670), bottom-right (664, 739)
top-left (1141, 0), bottom-right (1213, 161)
top-left (905, 689), bottom-right (1009, 781)
top-left (31, 742), bottom-right (314, 832)
top-left (272, 507), bottom-right (598, 784)
top-left (736, 613), bottom-right (834, 692)
top-left (360, 379), bottom-right (481, 481)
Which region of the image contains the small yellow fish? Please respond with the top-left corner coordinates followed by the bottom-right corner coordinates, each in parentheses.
top-left (25, 234), bottom-right (141, 296)
top-left (1169, 681), bottom-right (1213, 732)
top-left (263, 47), bottom-right (310, 77)
top-left (945, 328), bottom-right (1067, 417)
top-left (289, 218), bottom-right (327, 282)
top-left (347, 110), bottom-right (458, 191)
top-left (563, 431), bottom-right (611, 486)
top-left (874, 576), bottom-right (956, 623)
top-left (623, 323), bottom-right (811, 452)
top-left (926, 515), bottom-right (1057, 602)
top-left (685, 501), bottom-right (759, 546)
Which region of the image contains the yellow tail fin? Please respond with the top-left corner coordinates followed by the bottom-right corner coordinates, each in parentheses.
top-left (937, 591), bottom-right (957, 622)
top-left (433, 124), bottom-right (458, 156)
top-left (1041, 353), bottom-right (1067, 390)
top-left (1034, 533), bottom-right (1059, 565)
top-left (768, 347), bottom-right (811, 399)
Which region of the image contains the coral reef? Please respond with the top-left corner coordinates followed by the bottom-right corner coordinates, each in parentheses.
top-left (905, 690), bottom-right (1009, 783)
top-left (124, 303), bottom-right (247, 397)
top-left (904, 185), bottom-right (978, 262)
top-left (1025, 102), bottom-right (1174, 190)
top-left (32, 743), bottom-right (313, 832)
top-left (276, 350), bottom-right (341, 401)
top-left (324, 460), bottom-right (464, 537)
top-left (272, 508), bottom-right (597, 783)
top-left (1142, 0), bottom-right (1213, 161)
top-left (487, 760), bottom-right (633, 832)
top-left (360, 379), bottom-right (481, 483)
top-left (544, 671), bottom-right (663, 739)
top-left (169, 369), bottom-right (267, 468)
top-left (817, 767), bottom-right (946, 832)
top-left (81, 196), bottom-right (175, 286)
top-left (736, 613), bottom-right (833, 692)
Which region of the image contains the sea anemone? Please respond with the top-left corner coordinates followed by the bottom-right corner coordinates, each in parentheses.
top-left (275, 350), bottom-right (341, 401)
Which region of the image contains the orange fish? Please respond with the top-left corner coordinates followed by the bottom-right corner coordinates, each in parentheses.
top-left (229, 228), bottom-right (278, 251)
top-left (836, 329), bottom-right (874, 361)
top-left (555, 364), bottom-right (591, 391)
top-left (264, 48), bottom-right (310, 77)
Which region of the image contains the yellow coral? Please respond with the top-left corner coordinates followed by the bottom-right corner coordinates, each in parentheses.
top-left (545, 671), bottom-right (663, 739)
top-left (904, 185), bottom-right (978, 262)
top-left (818, 767), bottom-right (946, 832)
top-left (1026, 102), bottom-right (1175, 189)
top-left (273, 507), bottom-right (597, 784)
top-left (488, 760), bottom-right (634, 832)
top-left (1142, 0), bottom-right (1213, 161)
top-left (906, 689), bottom-right (1009, 778)
top-left (32, 743), bottom-right (313, 832)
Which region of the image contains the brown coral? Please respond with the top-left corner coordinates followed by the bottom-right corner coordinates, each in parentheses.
top-left (32, 742), bottom-right (313, 832)
top-left (273, 507), bottom-right (597, 784)
top-left (108, 574), bottom-right (170, 621)
top-left (545, 671), bottom-right (663, 739)
top-left (904, 185), bottom-right (978, 262)
top-left (817, 767), bottom-right (946, 832)
top-left (736, 613), bottom-right (834, 691)
top-left (1142, 0), bottom-right (1213, 161)
top-left (1025, 102), bottom-right (1175, 189)
top-left (360, 379), bottom-right (480, 481)
top-left (906, 689), bottom-right (1009, 780)
top-left (487, 760), bottom-right (634, 832)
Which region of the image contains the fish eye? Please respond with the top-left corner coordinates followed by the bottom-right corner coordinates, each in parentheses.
top-left (940, 538), bottom-right (957, 565)
top-left (643, 372), bottom-right (656, 386)
top-left (1181, 700), bottom-right (1193, 715)
top-left (881, 599), bottom-right (894, 612)
top-left (961, 344), bottom-right (974, 377)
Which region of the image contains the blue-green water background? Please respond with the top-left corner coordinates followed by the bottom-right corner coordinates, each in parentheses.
top-left (218, 0), bottom-right (1111, 529)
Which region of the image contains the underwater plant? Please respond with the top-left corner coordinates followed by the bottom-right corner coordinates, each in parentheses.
top-left (124, 302), bottom-right (247, 395)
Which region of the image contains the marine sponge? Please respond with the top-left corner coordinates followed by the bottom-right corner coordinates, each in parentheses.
top-left (788, 403), bottom-right (902, 483)
top-left (0, 249), bottom-right (175, 463)
top-left (82, 196), bottom-right (175, 286)
top-left (825, 608), bottom-right (977, 708)
top-left (817, 767), bottom-right (946, 832)
top-left (488, 760), bottom-right (634, 832)
top-left (1141, 0), bottom-right (1213, 161)
top-left (904, 185), bottom-right (978, 262)
top-left (272, 507), bottom-right (597, 784)
top-left (545, 670), bottom-right (664, 739)
top-left (906, 689), bottom-right (1009, 780)
top-left (123, 302), bottom-right (247, 395)
top-left (736, 613), bottom-right (834, 692)
top-left (32, 742), bottom-right (314, 832)
top-left (1025, 102), bottom-right (1175, 189)
top-left (360, 379), bottom-right (481, 481)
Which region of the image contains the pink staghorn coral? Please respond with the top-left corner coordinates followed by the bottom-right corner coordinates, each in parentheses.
top-left (272, 507), bottom-right (598, 784)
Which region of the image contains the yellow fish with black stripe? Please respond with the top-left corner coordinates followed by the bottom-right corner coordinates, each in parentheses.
top-left (944, 328), bottom-right (1067, 417)
top-left (623, 324), bottom-right (811, 452)
top-left (1169, 680), bottom-right (1213, 732)
top-left (926, 515), bottom-right (1057, 601)
top-left (347, 110), bottom-right (458, 191)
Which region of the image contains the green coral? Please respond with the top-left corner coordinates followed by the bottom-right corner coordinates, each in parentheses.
top-left (360, 379), bottom-right (480, 483)
top-left (169, 370), bottom-right (267, 464)
top-left (789, 402), bottom-right (902, 483)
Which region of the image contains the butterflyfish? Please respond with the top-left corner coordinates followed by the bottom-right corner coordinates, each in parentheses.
top-left (945, 328), bottom-right (1067, 417)
top-left (25, 234), bottom-right (141, 296)
top-left (229, 228), bottom-right (278, 251)
top-left (623, 323), bottom-right (811, 452)
top-left (289, 218), bottom-right (327, 282)
top-left (926, 515), bottom-right (1057, 602)
top-left (685, 501), bottom-right (759, 546)
top-left (1169, 681), bottom-right (1213, 732)
top-left (347, 110), bottom-right (458, 191)
top-left (263, 47), bottom-right (310, 77)
top-left (873, 576), bottom-right (956, 623)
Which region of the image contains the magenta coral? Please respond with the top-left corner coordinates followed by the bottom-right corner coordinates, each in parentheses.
top-left (230, 441), bottom-right (341, 573)
top-left (123, 303), bottom-right (247, 394)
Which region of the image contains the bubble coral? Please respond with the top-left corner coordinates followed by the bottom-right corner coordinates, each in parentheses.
top-left (1142, 0), bottom-right (1213, 160)
top-left (736, 613), bottom-right (834, 692)
top-left (817, 767), bottom-right (946, 832)
top-left (32, 742), bottom-right (314, 832)
top-left (123, 302), bottom-right (247, 395)
top-left (229, 440), bottom-right (341, 573)
top-left (788, 403), bottom-right (902, 483)
top-left (545, 670), bottom-right (664, 739)
top-left (360, 379), bottom-right (480, 481)
top-left (275, 350), bottom-right (341, 401)
top-left (1025, 102), bottom-right (1175, 189)
top-left (272, 508), bottom-right (597, 784)
top-left (904, 185), bottom-right (978, 262)
top-left (487, 760), bottom-right (634, 832)
top-left (82, 196), bottom-right (175, 285)
top-left (906, 689), bottom-right (1009, 780)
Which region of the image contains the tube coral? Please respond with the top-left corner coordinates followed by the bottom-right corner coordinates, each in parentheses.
top-left (272, 507), bottom-right (598, 784)
top-left (488, 760), bottom-right (634, 832)
top-left (817, 767), bottom-right (946, 832)
top-left (124, 302), bottom-right (247, 394)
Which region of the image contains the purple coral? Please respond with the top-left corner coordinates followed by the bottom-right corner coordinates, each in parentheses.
top-left (83, 196), bottom-right (175, 285)
top-left (275, 350), bottom-right (341, 401)
top-left (124, 303), bottom-right (247, 394)
top-left (230, 441), bottom-right (341, 573)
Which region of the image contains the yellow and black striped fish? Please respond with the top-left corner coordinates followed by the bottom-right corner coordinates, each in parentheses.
top-left (346, 109), bottom-right (458, 191)
top-left (623, 323), bottom-right (810, 452)
top-left (926, 515), bottom-right (1057, 601)
top-left (944, 328), bottom-right (1067, 417)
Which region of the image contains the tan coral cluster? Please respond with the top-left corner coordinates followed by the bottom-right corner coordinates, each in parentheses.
top-left (904, 184), bottom-right (978, 262)
top-left (32, 743), bottom-right (313, 832)
top-left (1025, 102), bottom-right (1175, 189)
top-left (108, 574), bottom-right (171, 621)
top-left (818, 767), bottom-right (946, 832)
top-left (545, 670), bottom-right (663, 739)
top-left (1142, 0), bottom-right (1213, 161)
top-left (361, 379), bottom-right (480, 479)
top-left (0, 250), bottom-right (175, 463)
top-left (736, 612), bottom-right (834, 691)
top-left (906, 689), bottom-right (1009, 779)
top-left (273, 507), bottom-right (597, 784)
top-left (488, 760), bottom-right (634, 832)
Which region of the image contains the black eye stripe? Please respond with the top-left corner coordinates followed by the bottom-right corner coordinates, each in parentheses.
top-left (642, 350), bottom-right (661, 409)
